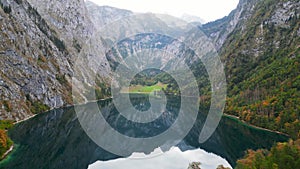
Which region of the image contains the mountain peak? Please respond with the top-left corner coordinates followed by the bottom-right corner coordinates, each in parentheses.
top-left (181, 13), bottom-right (205, 24)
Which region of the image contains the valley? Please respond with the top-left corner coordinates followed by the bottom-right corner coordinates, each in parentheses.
top-left (0, 0), bottom-right (299, 168)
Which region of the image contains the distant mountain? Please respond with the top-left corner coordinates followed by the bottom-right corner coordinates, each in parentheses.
top-left (85, 1), bottom-right (133, 28)
top-left (85, 1), bottom-right (192, 41)
top-left (181, 13), bottom-right (205, 24)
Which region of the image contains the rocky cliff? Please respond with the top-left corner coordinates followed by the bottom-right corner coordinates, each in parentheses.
top-left (0, 0), bottom-right (73, 120)
top-left (0, 0), bottom-right (112, 121)
top-left (199, 0), bottom-right (261, 50)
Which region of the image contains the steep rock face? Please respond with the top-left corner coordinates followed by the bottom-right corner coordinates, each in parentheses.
top-left (0, 0), bottom-right (74, 120)
top-left (26, 0), bottom-right (93, 51)
top-left (0, 0), bottom-right (120, 120)
top-left (26, 0), bottom-right (112, 80)
top-left (200, 0), bottom-right (261, 50)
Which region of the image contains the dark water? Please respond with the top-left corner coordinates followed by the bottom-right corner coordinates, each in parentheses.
top-left (0, 94), bottom-right (288, 169)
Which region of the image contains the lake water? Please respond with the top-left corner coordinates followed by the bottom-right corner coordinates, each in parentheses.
top-left (0, 94), bottom-right (288, 169)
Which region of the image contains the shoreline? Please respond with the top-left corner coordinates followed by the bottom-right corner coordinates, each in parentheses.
top-left (1, 145), bottom-right (13, 160)
top-left (14, 114), bottom-right (37, 125)
top-left (223, 113), bottom-right (290, 137)
top-left (13, 97), bottom-right (290, 137)
top-left (13, 104), bottom-right (290, 138)
top-left (13, 96), bottom-right (114, 125)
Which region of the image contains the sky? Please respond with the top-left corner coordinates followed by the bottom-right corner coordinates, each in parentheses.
top-left (87, 0), bottom-right (239, 23)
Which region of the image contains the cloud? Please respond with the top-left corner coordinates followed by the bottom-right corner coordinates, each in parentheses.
top-left (88, 147), bottom-right (232, 169)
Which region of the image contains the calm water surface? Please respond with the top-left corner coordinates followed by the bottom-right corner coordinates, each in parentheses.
top-left (0, 94), bottom-right (288, 169)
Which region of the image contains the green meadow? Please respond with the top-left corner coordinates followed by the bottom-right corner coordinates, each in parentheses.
top-left (121, 82), bottom-right (167, 94)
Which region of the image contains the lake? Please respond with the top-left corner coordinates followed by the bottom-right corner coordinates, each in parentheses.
top-left (0, 94), bottom-right (288, 169)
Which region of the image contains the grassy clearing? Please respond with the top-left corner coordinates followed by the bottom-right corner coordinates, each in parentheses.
top-left (121, 82), bottom-right (167, 94)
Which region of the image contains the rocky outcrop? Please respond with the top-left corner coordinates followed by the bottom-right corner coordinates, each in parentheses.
top-left (269, 1), bottom-right (300, 28)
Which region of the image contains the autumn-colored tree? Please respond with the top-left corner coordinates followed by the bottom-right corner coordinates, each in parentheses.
top-left (236, 139), bottom-right (300, 169)
top-left (0, 130), bottom-right (8, 148)
top-left (0, 129), bottom-right (13, 158)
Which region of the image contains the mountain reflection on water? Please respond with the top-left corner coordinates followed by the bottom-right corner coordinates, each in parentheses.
top-left (0, 94), bottom-right (288, 169)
